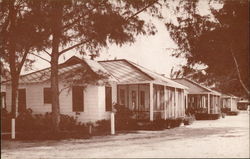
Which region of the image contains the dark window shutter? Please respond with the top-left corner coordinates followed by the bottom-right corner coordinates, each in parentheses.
top-left (72, 86), bottom-right (84, 112)
top-left (105, 87), bottom-right (112, 111)
top-left (18, 89), bottom-right (26, 112)
top-left (43, 88), bottom-right (52, 104)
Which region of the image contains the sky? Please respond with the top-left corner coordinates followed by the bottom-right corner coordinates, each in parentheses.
top-left (26, 0), bottom-right (221, 78)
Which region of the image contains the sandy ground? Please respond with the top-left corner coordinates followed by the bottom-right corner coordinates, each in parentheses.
top-left (1, 112), bottom-right (249, 158)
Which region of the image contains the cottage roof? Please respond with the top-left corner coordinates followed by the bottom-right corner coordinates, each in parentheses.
top-left (16, 56), bottom-right (117, 84)
top-left (99, 59), bottom-right (187, 89)
top-left (6, 56), bottom-right (187, 89)
top-left (173, 78), bottom-right (220, 95)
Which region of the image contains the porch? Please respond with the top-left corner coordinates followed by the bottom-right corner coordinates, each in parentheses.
top-left (117, 82), bottom-right (186, 121)
top-left (188, 93), bottom-right (221, 114)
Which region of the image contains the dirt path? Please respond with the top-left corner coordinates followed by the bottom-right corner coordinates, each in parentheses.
top-left (1, 112), bottom-right (249, 158)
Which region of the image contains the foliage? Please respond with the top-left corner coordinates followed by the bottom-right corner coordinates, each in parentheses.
top-left (166, 0), bottom-right (249, 96)
top-left (195, 113), bottom-right (220, 120)
top-left (0, 0), bottom-right (46, 117)
top-left (95, 119), bottom-right (111, 134)
top-left (183, 116), bottom-right (195, 125)
top-left (114, 103), bottom-right (137, 130)
top-left (1, 108), bottom-right (88, 139)
top-left (22, 0), bottom-right (162, 131)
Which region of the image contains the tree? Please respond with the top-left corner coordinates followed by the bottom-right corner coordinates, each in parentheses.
top-left (0, 0), bottom-right (45, 117)
top-left (27, 0), bottom-right (161, 132)
top-left (166, 0), bottom-right (249, 96)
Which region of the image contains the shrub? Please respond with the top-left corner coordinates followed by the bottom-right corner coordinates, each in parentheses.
top-left (1, 108), bottom-right (12, 132)
top-left (95, 119), bottom-right (110, 133)
top-left (2, 108), bottom-right (89, 139)
top-left (114, 104), bottom-right (136, 130)
top-left (221, 108), bottom-right (230, 113)
top-left (195, 113), bottom-right (220, 120)
top-left (183, 116), bottom-right (195, 125)
top-left (169, 118), bottom-right (183, 128)
top-left (226, 111), bottom-right (239, 116)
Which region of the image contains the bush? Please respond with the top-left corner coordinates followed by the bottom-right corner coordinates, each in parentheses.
top-left (221, 108), bottom-right (230, 113)
top-left (1, 108), bottom-right (12, 132)
top-left (195, 113), bottom-right (220, 120)
top-left (183, 116), bottom-right (195, 125)
top-left (169, 118), bottom-right (183, 128)
top-left (95, 119), bottom-right (110, 133)
top-left (114, 104), bottom-right (137, 130)
top-left (2, 108), bottom-right (89, 139)
top-left (226, 111), bottom-right (239, 116)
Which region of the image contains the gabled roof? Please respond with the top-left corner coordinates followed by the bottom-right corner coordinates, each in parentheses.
top-left (221, 93), bottom-right (239, 99)
top-left (5, 56), bottom-right (187, 89)
top-left (16, 56), bottom-right (116, 84)
top-left (98, 59), bottom-right (153, 83)
top-left (173, 78), bottom-right (220, 95)
top-left (126, 61), bottom-right (187, 89)
top-left (99, 59), bottom-right (187, 89)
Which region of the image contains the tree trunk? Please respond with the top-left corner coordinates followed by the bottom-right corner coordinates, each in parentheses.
top-left (10, 76), bottom-right (18, 118)
top-left (8, 0), bottom-right (18, 118)
top-left (50, 2), bottom-right (63, 132)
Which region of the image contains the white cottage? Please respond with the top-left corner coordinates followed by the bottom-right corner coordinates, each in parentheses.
top-left (173, 78), bottom-right (221, 115)
top-left (3, 56), bottom-right (188, 123)
top-left (221, 94), bottom-right (239, 112)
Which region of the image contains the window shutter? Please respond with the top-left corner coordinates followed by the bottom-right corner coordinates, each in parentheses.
top-left (43, 88), bottom-right (52, 104)
top-left (18, 89), bottom-right (26, 112)
top-left (105, 87), bottom-right (112, 111)
top-left (72, 86), bottom-right (84, 112)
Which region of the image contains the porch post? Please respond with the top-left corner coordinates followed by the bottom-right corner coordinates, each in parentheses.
top-left (149, 82), bottom-right (154, 121)
top-left (230, 97), bottom-right (233, 111)
top-left (174, 88), bottom-right (177, 118)
top-left (164, 86), bottom-right (167, 120)
top-left (207, 93), bottom-right (210, 114)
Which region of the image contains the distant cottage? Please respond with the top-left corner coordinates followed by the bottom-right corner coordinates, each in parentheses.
top-left (2, 56), bottom-right (188, 123)
top-left (173, 78), bottom-right (222, 117)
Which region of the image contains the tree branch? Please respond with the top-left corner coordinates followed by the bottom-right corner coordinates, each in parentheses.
top-left (231, 47), bottom-right (249, 94)
top-left (59, 1), bottom-right (158, 56)
top-left (30, 52), bottom-right (51, 63)
top-left (43, 49), bottom-right (51, 56)
top-left (17, 48), bottom-right (29, 74)
top-left (59, 39), bottom-right (91, 55)
top-left (125, 0), bottom-right (158, 21)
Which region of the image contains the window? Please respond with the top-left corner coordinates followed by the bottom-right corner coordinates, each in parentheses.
top-left (1, 92), bottom-right (6, 109)
top-left (120, 89), bottom-right (125, 105)
top-left (43, 88), bottom-right (52, 104)
top-left (18, 89), bottom-right (26, 112)
top-left (105, 87), bottom-right (112, 111)
top-left (72, 86), bottom-right (84, 112)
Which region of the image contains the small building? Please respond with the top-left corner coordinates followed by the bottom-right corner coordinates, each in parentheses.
top-left (1, 77), bottom-right (6, 109)
top-left (221, 94), bottom-right (239, 112)
top-left (3, 56), bottom-right (187, 123)
top-left (173, 78), bottom-right (221, 115)
top-left (237, 99), bottom-right (250, 110)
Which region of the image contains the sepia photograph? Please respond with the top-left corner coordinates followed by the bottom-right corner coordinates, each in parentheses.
top-left (0, 0), bottom-right (249, 158)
